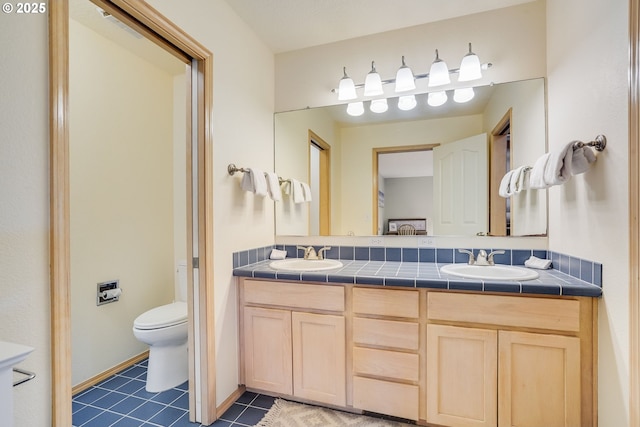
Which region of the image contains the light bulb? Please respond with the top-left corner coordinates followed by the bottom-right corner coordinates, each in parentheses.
top-left (453, 87), bottom-right (475, 103)
top-left (428, 49), bottom-right (451, 87)
top-left (395, 56), bottom-right (415, 93)
top-left (398, 95), bottom-right (417, 111)
top-left (427, 91), bottom-right (448, 107)
top-left (370, 98), bottom-right (388, 113)
top-left (346, 101), bottom-right (364, 116)
top-left (364, 61), bottom-right (384, 96)
top-left (337, 67), bottom-right (357, 101)
top-left (458, 43), bottom-right (482, 82)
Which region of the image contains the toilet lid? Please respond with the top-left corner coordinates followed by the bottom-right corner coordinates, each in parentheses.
top-left (134, 301), bottom-right (187, 330)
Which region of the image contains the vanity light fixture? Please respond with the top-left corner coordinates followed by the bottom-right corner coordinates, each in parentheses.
top-left (370, 98), bottom-right (389, 113)
top-left (394, 56), bottom-right (416, 92)
top-left (458, 43), bottom-right (482, 82)
top-left (427, 91), bottom-right (448, 107)
top-left (364, 61), bottom-right (384, 96)
top-left (427, 49), bottom-right (451, 87)
top-left (338, 67), bottom-right (357, 101)
top-left (453, 87), bottom-right (475, 103)
top-left (346, 101), bottom-right (365, 116)
top-left (398, 95), bottom-right (417, 111)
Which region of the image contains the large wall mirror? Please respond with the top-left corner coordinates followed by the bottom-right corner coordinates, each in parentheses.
top-left (275, 78), bottom-right (547, 237)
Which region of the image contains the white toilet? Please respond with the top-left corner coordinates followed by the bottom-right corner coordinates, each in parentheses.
top-left (133, 261), bottom-right (188, 392)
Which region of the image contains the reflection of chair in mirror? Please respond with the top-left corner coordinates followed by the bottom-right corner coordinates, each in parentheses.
top-left (398, 224), bottom-right (416, 235)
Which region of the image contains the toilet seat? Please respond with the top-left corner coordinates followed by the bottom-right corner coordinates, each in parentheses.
top-left (134, 301), bottom-right (187, 330)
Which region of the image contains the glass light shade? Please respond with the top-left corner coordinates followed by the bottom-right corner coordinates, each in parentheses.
top-left (458, 44), bottom-right (482, 82)
top-left (346, 101), bottom-right (364, 116)
top-left (428, 49), bottom-right (450, 87)
top-left (427, 91), bottom-right (448, 107)
top-left (398, 95), bottom-right (417, 111)
top-left (370, 98), bottom-right (388, 113)
top-left (364, 61), bottom-right (384, 96)
top-left (395, 56), bottom-right (415, 92)
top-left (338, 67), bottom-right (357, 101)
top-left (453, 87), bottom-right (475, 103)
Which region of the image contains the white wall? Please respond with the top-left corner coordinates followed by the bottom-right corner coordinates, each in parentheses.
top-left (0, 3), bottom-right (51, 425)
top-left (275, 1), bottom-right (546, 112)
top-left (383, 177), bottom-right (434, 235)
top-left (546, 1), bottom-right (630, 425)
top-left (69, 19), bottom-right (177, 385)
top-left (146, 0), bottom-right (275, 407)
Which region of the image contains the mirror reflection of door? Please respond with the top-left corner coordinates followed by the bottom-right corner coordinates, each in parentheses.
top-left (309, 130), bottom-right (331, 235)
top-left (489, 109), bottom-right (513, 236)
top-left (373, 145), bottom-right (438, 235)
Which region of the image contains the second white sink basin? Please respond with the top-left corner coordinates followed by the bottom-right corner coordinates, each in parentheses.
top-left (270, 258), bottom-right (343, 272)
top-left (440, 263), bottom-right (539, 281)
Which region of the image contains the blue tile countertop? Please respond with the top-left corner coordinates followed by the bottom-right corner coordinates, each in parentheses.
top-left (233, 260), bottom-right (603, 298)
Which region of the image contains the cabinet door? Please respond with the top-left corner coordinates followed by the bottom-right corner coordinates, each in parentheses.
top-left (498, 331), bottom-right (580, 427)
top-left (292, 311), bottom-right (346, 406)
top-left (427, 324), bottom-right (498, 427)
top-left (243, 307), bottom-right (292, 394)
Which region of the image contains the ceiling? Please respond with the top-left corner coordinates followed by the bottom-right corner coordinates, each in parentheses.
top-left (223, 0), bottom-right (535, 53)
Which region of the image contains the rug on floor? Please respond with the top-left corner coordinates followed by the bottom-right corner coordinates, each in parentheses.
top-left (254, 398), bottom-right (412, 427)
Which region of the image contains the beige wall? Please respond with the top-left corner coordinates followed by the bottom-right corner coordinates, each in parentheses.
top-left (146, 0), bottom-right (275, 407)
top-left (69, 19), bottom-right (178, 385)
top-left (546, 1), bottom-right (630, 425)
top-left (0, 2), bottom-right (50, 425)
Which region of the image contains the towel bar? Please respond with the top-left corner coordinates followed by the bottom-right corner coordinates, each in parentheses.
top-left (12, 368), bottom-right (35, 387)
top-left (573, 134), bottom-right (607, 152)
top-left (227, 163), bottom-right (247, 176)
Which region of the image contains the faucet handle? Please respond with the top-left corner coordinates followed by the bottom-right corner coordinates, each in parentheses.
top-left (487, 250), bottom-right (505, 265)
top-left (457, 249), bottom-right (475, 265)
top-left (317, 246), bottom-right (332, 260)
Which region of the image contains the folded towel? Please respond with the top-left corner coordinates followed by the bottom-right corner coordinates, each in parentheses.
top-left (265, 172), bottom-right (282, 201)
top-left (543, 142), bottom-right (574, 186)
top-left (499, 170), bottom-right (514, 198)
top-left (571, 146), bottom-right (597, 175)
top-left (529, 153), bottom-right (550, 189)
top-left (290, 178), bottom-right (305, 203)
top-left (509, 166), bottom-right (531, 194)
top-left (301, 182), bottom-right (312, 202)
top-left (269, 248), bottom-right (287, 260)
top-left (241, 168), bottom-right (268, 197)
top-left (524, 255), bottom-right (552, 270)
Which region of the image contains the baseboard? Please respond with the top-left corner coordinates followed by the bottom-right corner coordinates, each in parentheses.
top-left (217, 385), bottom-right (246, 417)
top-left (72, 350), bottom-right (150, 395)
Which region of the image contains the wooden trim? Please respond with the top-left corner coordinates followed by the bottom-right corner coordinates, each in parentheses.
top-left (72, 351), bottom-right (149, 395)
top-left (309, 130), bottom-right (331, 235)
top-left (371, 144), bottom-right (440, 235)
top-left (630, 1), bottom-right (640, 425)
top-left (49, 1), bottom-right (72, 425)
top-left (50, 1), bottom-right (216, 425)
top-left (217, 386), bottom-right (246, 417)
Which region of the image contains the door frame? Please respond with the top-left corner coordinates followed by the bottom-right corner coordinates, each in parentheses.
top-left (49, 1), bottom-right (216, 425)
top-left (308, 130), bottom-right (331, 235)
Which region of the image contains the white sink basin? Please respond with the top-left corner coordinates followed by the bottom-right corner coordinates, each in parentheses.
top-left (270, 258), bottom-right (343, 272)
top-left (440, 263), bottom-right (539, 281)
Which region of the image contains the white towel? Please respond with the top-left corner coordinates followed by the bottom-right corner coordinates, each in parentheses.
top-left (300, 182), bottom-right (312, 202)
top-left (509, 166), bottom-right (531, 194)
top-left (529, 153), bottom-right (550, 189)
top-left (499, 170), bottom-right (514, 198)
top-left (290, 178), bottom-right (305, 203)
top-left (241, 168), bottom-right (268, 197)
top-left (543, 142), bottom-right (574, 186)
top-left (269, 248), bottom-right (287, 260)
top-left (265, 172), bottom-right (282, 201)
top-left (524, 255), bottom-right (552, 270)
top-left (571, 146), bottom-right (597, 175)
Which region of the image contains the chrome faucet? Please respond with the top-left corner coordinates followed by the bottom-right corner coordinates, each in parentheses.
top-left (458, 249), bottom-right (475, 265)
top-left (297, 246), bottom-right (332, 260)
top-left (475, 249), bottom-right (505, 266)
top-left (317, 246), bottom-right (331, 260)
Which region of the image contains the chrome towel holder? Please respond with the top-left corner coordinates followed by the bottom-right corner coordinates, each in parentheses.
top-left (227, 163), bottom-right (291, 185)
top-left (573, 134), bottom-right (607, 151)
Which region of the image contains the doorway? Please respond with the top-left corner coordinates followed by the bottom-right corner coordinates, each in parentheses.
top-left (309, 130), bottom-right (331, 235)
top-left (49, 1), bottom-right (215, 425)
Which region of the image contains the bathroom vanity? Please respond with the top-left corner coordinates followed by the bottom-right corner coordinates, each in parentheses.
top-left (236, 272), bottom-right (597, 427)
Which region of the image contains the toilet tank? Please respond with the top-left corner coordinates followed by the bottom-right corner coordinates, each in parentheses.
top-left (176, 260), bottom-right (188, 302)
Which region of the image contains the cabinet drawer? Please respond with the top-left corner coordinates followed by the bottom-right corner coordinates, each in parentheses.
top-left (353, 376), bottom-right (419, 420)
top-left (353, 287), bottom-right (419, 318)
top-left (427, 292), bottom-right (580, 332)
top-left (353, 317), bottom-right (419, 350)
top-left (243, 280), bottom-right (344, 312)
top-left (353, 347), bottom-right (419, 382)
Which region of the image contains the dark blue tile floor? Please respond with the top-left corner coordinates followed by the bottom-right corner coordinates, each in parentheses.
top-left (72, 359), bottom-right (274, 427)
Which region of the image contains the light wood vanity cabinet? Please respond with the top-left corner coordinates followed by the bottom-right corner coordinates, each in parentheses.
top-left (241, 280), bottom-right (346, 406)
top-left (239, 279), bottom-right (596, 427)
